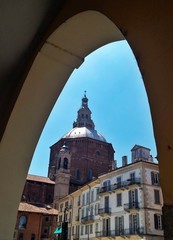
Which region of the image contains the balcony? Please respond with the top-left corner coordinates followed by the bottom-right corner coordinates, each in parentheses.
top-left (98, 207), bottom-right (111, 216)
top-left (81, 215), bottom-right (94, 224)
top-left (95, 228), bottom-right (144, 238)
top-left (124, 202), bottom-right (140, 211)
top-left (127, 178), bottom-right (141, 186)
top-left (99, 178), bottom-right (141, 194)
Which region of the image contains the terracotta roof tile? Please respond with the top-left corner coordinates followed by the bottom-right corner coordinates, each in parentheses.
top-left (18, 202), bottom-right (58, 215)
top-left (27, 174), bottom-right (55, 184)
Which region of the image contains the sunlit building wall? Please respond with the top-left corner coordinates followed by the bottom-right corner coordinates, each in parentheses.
top-left (56, 145), bottom-right (163, 240)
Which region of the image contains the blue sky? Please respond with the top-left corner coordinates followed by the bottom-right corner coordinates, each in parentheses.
top-left (29, 40), bottom-right (157, 177)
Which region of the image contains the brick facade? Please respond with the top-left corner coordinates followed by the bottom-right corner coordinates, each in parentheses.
top-left (48, 137), bottom-right (114, 186)
top-left (21, 175), bottom-right (54, 205)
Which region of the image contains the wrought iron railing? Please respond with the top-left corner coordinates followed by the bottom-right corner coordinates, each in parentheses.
top-left (81, 215), bottom-right (94, 224)
top-left (95, 228), bottom-right (144, 237)
top-left (98, 207), bottom-right (111, 215)
top-left (124, 202), bottom-right (140, 210)
top-left (99, 178), bottom-right (141, 193)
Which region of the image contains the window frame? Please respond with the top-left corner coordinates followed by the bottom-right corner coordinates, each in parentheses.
top-left (154, 189), bottom-right (160, 204)
top-left (117, 193), bottom-right (122, 207)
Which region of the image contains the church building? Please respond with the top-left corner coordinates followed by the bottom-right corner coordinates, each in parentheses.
top-left (48, 93), bottom-right (115, 194)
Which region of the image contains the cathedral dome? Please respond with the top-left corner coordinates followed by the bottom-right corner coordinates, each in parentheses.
top-left (63, 127), bottom-right (106, 142)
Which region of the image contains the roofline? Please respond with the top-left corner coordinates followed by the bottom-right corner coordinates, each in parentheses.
top-left (58, 160), bottom-right (159, 202)
top-left (27, 174), bottom-right (55, 184)
top-left (98, 160), bottom-right (158, 178)
top-left (50, 136), bottom-right (115, 150)
top-left (131, 144), bottom-right (151, 151)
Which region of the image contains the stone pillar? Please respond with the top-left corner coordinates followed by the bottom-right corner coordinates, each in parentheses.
top-left (163, 204), bottom-right (173, 239)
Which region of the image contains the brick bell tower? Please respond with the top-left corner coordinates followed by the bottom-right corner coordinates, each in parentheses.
top-left (53, 143), bottom-right (71, 202)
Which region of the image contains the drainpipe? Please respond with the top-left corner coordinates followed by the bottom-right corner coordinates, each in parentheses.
top-left (85, 183), bottom-right (91, 240)
top-left (141, 165), bottom-right (147, 235)
top-left (69, 194), bottom-right (74, 240)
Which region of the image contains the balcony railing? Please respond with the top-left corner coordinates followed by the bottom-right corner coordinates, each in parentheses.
top-left (96, 228), bottom-right (144, 237)
top-left (98, 207), bottom-right (111, 215)
top-left (81, 215), bottom-right (94, 224)
top-left (124, 202), bottom-right (140, 211)
top-left (99, 178), bottom-right (141, 194)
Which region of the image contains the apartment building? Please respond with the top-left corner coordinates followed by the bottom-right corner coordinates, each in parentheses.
top-left (55, 145), bottom-right (163, 240)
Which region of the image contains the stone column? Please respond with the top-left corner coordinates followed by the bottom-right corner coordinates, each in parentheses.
top-left (163, 204), bottom-right (173, 239)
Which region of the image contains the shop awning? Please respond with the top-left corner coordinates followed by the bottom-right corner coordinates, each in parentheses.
top-left (54, 227), bottom-right (62, 234)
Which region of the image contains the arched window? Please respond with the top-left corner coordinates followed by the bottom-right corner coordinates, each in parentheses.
top-left (58, 158), bottom-right (61, 169)
top-left (88, 169), bottom-right (93, 181)
top-left (19, 215), bottom-right (27, 229)
top-left (96, 151), bottom-right (100, 156)
top-left (63, 157), bottom-right (68, 169)
top-left (76, 169), bottom-right (80, 180)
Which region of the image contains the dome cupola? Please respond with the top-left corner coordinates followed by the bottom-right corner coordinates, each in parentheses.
top-left (64, 92), bottom-right (106, 142)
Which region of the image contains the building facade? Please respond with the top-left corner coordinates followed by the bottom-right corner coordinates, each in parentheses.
top-left (14, 175), bottom-right (58, 240)
top-left (48, 94), bottom-right (115, 188)
top-left (56, 145), bottom-right (163, 240)
top-left (22, 174), bottom-right (55, 205)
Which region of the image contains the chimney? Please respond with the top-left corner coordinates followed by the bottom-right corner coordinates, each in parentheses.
top-left (112, 160), bottom-right (117, 170)
top-left (122, 156), bottom-right (128, 166)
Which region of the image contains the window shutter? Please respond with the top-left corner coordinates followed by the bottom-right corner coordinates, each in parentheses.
top-left (158, 173), bottom-right (160, 185)
top-left (135, 189), bottom-right (138, 204)
top-left (154, 214), bottom-right (158, 229)
top-left (161, 214), bottom-right (163, 230)
top-left (154, 190), bottom-right (160, 204)
top-left (151, 171), bottom-right (154, 184)
top-left (136, 213), bottom-right (140, 229)
top-left (103, 219), bottom-right (106, 232)
top-left (121, 216), bottom-right (124, 233)
top-left (115, 217), bottom-right (118, 231)
top-left (129, 214), bottom-right (132, 229)
top-left (129, 190), bottom-right (132, 203)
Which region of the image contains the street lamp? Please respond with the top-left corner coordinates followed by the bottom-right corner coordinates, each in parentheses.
top-left (62, 207), bottom-right (68, 240)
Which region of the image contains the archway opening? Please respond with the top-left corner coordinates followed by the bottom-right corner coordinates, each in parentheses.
top-left (29, 40), bottom-right (157, 176)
